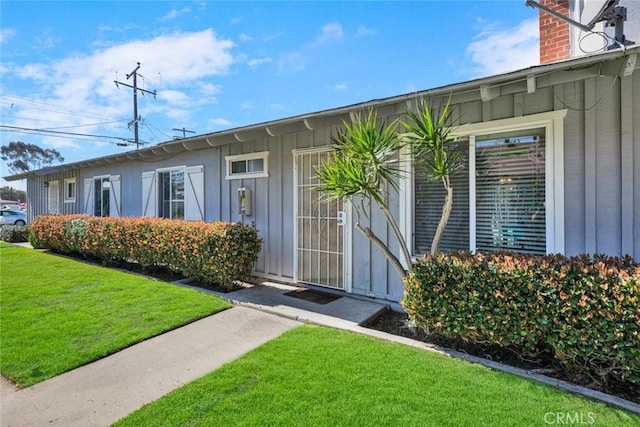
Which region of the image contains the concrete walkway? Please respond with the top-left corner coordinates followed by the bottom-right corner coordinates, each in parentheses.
top-left (0, 307), bottom-right (300, 427)
top-left (0, 275), bottom-right (388, 427)
top-left (181, 279), bottom-right (388, 331)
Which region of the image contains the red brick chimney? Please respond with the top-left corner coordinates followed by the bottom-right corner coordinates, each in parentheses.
top-left (538, 0), bottom-right (571, 64)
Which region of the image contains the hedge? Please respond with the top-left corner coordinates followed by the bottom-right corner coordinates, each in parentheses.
top-left (0, 225), bottom-right (29, 243)
top-left (29, 215), bottom-right (263, 289)
top-left (402, 251), bottom-right (640, 387)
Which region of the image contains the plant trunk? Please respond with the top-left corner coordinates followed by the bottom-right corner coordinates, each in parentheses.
top-left (378, 202), bottom-right (412, 271)
top-left (355, 222), bottom-right (407, 279)
top-left (431, 184), bottom-right (453, 256)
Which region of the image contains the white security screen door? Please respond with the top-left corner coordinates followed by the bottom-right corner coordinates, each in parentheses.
top-left (295, 149), bottom-right (344, 289)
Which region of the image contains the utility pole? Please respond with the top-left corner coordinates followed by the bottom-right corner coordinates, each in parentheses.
top-left (172, 127), bottom-right (195, 140)
top-left (114, 62), bottom-right (157, 150)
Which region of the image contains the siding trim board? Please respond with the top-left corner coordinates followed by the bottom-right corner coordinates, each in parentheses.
top-left (621, 74), bottom-right (635, 255)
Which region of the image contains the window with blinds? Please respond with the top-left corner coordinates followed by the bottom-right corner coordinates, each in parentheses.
top-left (475, 128), bottom-right (546, 255)
top-left (413, 141), bottom-right (470, 255)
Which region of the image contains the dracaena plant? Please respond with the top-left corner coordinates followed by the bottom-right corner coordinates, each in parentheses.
top-left (315, 109), bottom-right (412, 278)
top-left (402, 97), bottom-right (461, 255)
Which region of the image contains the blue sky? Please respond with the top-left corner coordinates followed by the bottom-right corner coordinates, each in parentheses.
top-left (1, 1), bottom-right (541, 189)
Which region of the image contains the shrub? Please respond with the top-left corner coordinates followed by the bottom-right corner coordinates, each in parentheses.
top-left (0, 225), bottom-right (29, 243)
top-left (29, 215), bottom-right (263, 289)
top-left (402, 251), bottom-right (640, 387)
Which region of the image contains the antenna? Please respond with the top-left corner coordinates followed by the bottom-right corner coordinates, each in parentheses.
top-left (526, 0), bottom-right (634, 49)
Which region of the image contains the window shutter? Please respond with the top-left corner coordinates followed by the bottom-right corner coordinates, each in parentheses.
top-left (475, 134), bottom-right (545, 255)
top-left (413, 142), bottom-right (469, 255)
top-left (109, 175), bottom-right (121, 217)
top-left (142, 171), bottom-right (157, 217)
top-left (184, 165), bottom-right (204, 221)
top-left (83, 178), bottom-right (94, 215)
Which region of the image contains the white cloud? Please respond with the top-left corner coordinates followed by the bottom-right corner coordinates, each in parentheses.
top-left (0, 28), bottom-right (15, 44)
top-left (209, 117), bottom-right (232, 127)
top-left (239, 33), bottom-right (253, 42)
top-left (312, 22), bottom-right (344, 45)
top-left (467, 18), bottom-right (539, 77)
top-left (241, 101), bottom-right (254, 110)
top-left (197, 82), bottom-right (221, 96)
top-left (331, 83), bottom-right (347, 91)
top-left (1, 29), bottom-right (236, 156)
top-left (160, 7), bottom-right (191, 21)
top-left (277, 52), bottom-right (305, 73)
top-left (356, 25), bottom-right (376, 37)
top-left (248, 57), bottom-right (273, 67)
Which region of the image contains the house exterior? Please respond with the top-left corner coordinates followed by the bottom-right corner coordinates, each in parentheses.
top-left (5, 45), bottom-right (639, 303)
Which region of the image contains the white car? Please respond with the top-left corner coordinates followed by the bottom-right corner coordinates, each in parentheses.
top-left (0, 209), bottom-right (27, 226)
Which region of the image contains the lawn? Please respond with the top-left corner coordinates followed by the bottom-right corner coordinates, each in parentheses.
top-left (0, 243), bottom-right (231, 386)
top-left (116, 326), bottom-right (639, 426)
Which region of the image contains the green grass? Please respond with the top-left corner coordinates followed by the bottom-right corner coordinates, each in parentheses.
top-left (116, 326), bottom-right (639, 426)
top-left (0, 243), bottom-right (231, 386)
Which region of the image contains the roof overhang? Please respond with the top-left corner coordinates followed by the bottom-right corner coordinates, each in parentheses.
top-left (4, 45), bottom-right (638, 182)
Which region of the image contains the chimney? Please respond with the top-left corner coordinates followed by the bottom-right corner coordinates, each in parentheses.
top-left (538, 0), bottom-right (571, 64)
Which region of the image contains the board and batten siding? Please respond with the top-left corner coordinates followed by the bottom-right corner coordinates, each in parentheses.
top-left (421, 70), bottom-right (639, 262)
top-left (25, 170), bottom-right (79, 222)
top-left (19, 52), bottom-right (639, 302)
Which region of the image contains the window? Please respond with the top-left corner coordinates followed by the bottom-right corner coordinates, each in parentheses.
top-left (409, 110), bottom-right (566, 256)
top-left (64, 178), bottom-right (76, 203)
top-left (159, 169), bottom-right (185, 219)
top-left (226, 152), bottom-right (269, 179)
top-left (414, 141), bottom-right (469, 254)
top-left (84, 175), bottom-right (120, 217)
top-left (142, 165), bottom-right (204, 221)
top-left (94, 177), bottom-right (110, 217)
top-left (475, 129), bottom-right (546, 255)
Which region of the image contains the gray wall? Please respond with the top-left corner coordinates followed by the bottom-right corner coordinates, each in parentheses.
top-left (29, 52), bottom-right (639, 302)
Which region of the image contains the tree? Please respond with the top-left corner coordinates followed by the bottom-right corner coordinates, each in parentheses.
top-left (1, 141), bottom-right (64, 175)
top-left (315, 100), bottom-right (458, 282)
top-left (315, 110), bottom-right (412, 279)
top-left (402, 97), bottom-right (462, 255)
top-left (0, 186), bottom-right (26, 202)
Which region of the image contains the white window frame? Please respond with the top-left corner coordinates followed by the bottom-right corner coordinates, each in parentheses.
top-left (225, 151), bottom-right (269, 180)
top-left (64, 178), bottom-right (76, 203)
top-left (401, 109), bottom-right (566, 256)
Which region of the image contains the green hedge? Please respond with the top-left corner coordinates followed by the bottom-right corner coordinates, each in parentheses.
top-left (29, 215), bottom-right (263, 289)
top-left (0, 225), bottom-right (29, 243)
top-left (402, 251), bottom-right (640, 387)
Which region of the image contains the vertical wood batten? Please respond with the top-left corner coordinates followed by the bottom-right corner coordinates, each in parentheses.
top-left (584, 79), bottom-right (597, 253)
top-left (620, 74), bottom-right (635, 257)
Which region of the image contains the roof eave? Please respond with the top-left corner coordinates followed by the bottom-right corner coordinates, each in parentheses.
top-left (5, 45), bottom-right (638, 181)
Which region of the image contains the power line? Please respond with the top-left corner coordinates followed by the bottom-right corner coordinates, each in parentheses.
top-left (0, 124), bottom-right (137, 146)
top-left (0, 115), bottom-right (125, 131)
top-left (0, 97), bottom-right (124, 121)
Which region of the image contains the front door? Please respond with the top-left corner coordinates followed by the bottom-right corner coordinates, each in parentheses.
top-left (294, 149), bottom-right (345, 289)
top-left (48, 180), bottom-right (59, 214)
